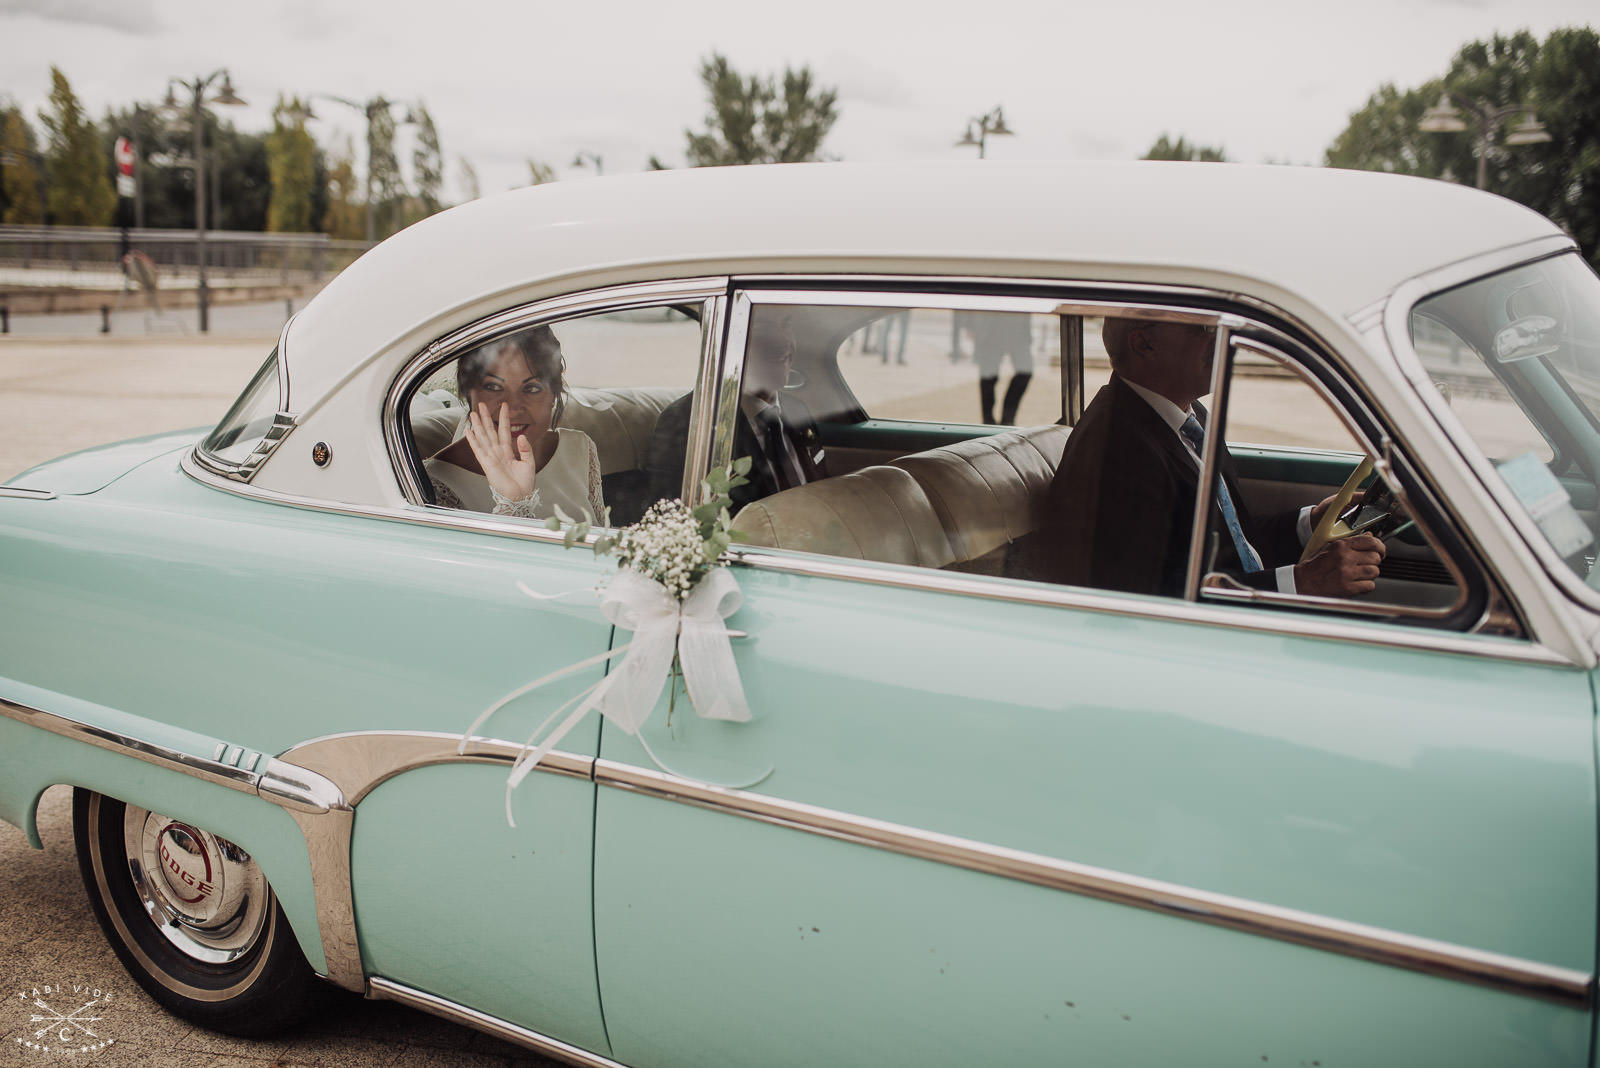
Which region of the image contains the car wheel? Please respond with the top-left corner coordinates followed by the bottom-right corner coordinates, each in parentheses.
top-left (72, 788), bottom-right (318, 1035)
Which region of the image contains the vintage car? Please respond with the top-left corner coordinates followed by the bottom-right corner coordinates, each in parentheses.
top-left (2, 160), bottom-right (1599, 1066)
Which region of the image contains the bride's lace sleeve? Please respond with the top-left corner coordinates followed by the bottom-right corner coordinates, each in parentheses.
top-left (491, 486), bottom-right (542, 518)
top-left (587, 438), bottom-right (606, 522)
top-left (431, 477), bottom-right (464, 510)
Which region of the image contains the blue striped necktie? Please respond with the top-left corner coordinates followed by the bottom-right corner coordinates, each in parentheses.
top-left (1179, 414), bottom-right (1263, 573)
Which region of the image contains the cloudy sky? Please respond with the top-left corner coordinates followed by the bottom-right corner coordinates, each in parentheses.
top-left (1, 0), bottom-right (1594, 203)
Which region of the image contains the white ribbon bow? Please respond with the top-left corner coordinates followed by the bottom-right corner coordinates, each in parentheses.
top-left (458, 566), bottom-right (754, 826)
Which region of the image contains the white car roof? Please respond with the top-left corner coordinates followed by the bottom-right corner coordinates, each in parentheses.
top-left (282, 160), bottom-right (1568, 412)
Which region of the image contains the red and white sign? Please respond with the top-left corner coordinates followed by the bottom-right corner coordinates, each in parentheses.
top-left (114, 137), bottom-right (136, 198)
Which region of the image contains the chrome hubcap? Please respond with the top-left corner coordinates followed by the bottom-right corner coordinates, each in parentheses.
top-left (123, 806), bottom-right (269, 964)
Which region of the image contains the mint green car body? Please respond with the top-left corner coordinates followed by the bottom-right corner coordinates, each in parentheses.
top-left (3, 162), bottom-right (1599, 1066)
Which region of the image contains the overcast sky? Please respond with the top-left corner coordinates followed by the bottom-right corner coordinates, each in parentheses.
top-left (1, 0), bottom-right (1594, 204)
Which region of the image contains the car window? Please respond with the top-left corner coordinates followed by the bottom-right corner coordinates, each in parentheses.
top-left (405, 304), bottom-right (704, 527)
top-left (1203, 349), bottom-right (1465, 618)
top-left (834, 308), bottom-right (1062, 426)
top-left (1412, 312), bottom-right (1553, 463)
top-left (1411, 254), bottom-right (1600, 587)
top-left (198, 349), bottom-right (283, 473)
top-left (724, 293), bottom-right (1481, 631)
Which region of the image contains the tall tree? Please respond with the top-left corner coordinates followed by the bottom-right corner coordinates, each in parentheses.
top-left (38, 67), bottom-right (115, 225)
top-left (457, 155), bottom-right (481, 201)
top-left (322, 138), bottom-right (365, 239)
top-left (685, 53), bottom-right (838, 166)
top-left (526, 159), bottom-right (556, 186)
top-left (1, 103), bottom-right (44, 223)
top-left (1326, 28), bottom-right (1600, 269)
top-left (266, 95), bottom-right (317, 232)
top-left (366, 98), bottom-right (404, 238)
top-left (411, 104), bottom-right (444, 216)
top-left (1143, 134), bottom-right (1228, 162)
top-left (207, 117), bottom-right (270, 231)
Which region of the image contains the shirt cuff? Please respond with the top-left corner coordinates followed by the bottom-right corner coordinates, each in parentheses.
top-left (1275, 563), bottom-right (1297, 594)
top-left (1296, 505), bottom-right (1314, 545)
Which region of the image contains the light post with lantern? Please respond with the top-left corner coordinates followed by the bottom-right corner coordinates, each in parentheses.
top-left (1418, 92), bottom-right (1551, 190)
top-left (954, 106), bottom-right (1015, 159)
top-left (164, 70), bottom-right (246, 333)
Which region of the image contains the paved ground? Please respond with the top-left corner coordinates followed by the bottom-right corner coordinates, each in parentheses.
top-left (0, 330), bottom-right (563, 1067)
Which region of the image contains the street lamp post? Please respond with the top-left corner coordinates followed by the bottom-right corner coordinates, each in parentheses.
top-left (164, 70), bottom-right (245, 333)
top-left (954, 106), bottom-right (1015, 159)
top-left (301, 94), bottom-right (418, 244)
top-left (1418, 92), bottom-right (1551, 190)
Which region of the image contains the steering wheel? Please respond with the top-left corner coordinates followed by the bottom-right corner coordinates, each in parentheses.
top-left (1299, 459), bottom-right (1409, 563)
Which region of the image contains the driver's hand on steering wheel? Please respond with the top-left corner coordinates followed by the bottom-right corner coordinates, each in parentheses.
top-left (1309, 489), bottom-right (1364, 530)
top-left (1294, 533), bottom-right (1386, 597)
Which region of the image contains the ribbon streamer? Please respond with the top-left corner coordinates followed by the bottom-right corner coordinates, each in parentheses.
top-left (462, 566), bottom-right (758, 826)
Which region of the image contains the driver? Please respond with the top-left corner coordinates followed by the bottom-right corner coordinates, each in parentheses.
top-left (1041, 317), bottom-right (1386, 597)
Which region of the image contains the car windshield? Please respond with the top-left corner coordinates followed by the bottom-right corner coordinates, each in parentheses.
top-left (1411, 252), bottom-right (1600, 586)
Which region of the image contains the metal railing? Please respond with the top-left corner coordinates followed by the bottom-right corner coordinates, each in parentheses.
top-left (0, 225), bottom-right (370, 290)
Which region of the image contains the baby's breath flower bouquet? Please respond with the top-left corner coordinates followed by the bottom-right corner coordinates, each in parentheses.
top-left (467, 458), bottom-right (763, 821)
top-left (545, 456), bottom-right (752, 593)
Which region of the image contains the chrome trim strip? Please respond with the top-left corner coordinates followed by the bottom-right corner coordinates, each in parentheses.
top-left (181, 450), bottom-right (603, 549)
top-left (595, 758), bottom-right (1592, 1008)
top-left (278, 730), bottom-right (592, 806)
top-left (0, 696), bottom-right (262, 793)
top-left (257, 758), bottom-right (345, 814)
top-left (189, 411), bottom-right (298, 484)
top-left (0, 486), bottom-right (56, 500)
top-left (369, 977), bottom-right (627, 1068)
top-left (684, 293), bottom-right (730, 504)
top-left (1184, 324), bottom-right (1239, 601)
top-left (283, 803), bottom-right (362, 991)
top-left (723, 546), bottom-right (1574, 666)
top-left (707, 295), bottom-right (753, 490)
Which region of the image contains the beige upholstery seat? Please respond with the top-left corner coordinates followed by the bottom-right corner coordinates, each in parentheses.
top-left (889, 425), bottom-right (1068, 573)
top-left (732, 425), bottom-right (1070, 574)
top-left (730, 465), bottom-right (957, 569)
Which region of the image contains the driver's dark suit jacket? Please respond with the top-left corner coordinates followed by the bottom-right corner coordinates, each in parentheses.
top-left (1040, 375), bottom-right (1301, 596)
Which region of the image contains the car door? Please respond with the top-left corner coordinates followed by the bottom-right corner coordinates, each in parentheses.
top-left (330, 285), bottom-right (716, 1053)
top-left (589, 285), bottom-right (1596, 1067)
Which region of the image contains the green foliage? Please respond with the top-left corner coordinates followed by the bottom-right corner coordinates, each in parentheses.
top-left (458, 156), bottom-right (481, 201)
top-left (39, 67), bottom-right (115, 225)
top-left (206, 118), bottom-right (270, 231)
top-left (527, 159), bottom-right (556, 186)
top-left (545, 457), bottom-right (752, 562)
top-left (1325, 27), bottom-right (1600, 269)
top-left (685, 53), bottom-right (839, 166)
top-left (266, 96), bottom-right (317, 232)
top-left (322, 138), bottom-right (365, 239)
top-left (692, 456), bottom-right (753, 562)
top-left (411, 105), bottom-right (444, 216)
top-left (1142, 134), bottom-right (1228, 162)
top-left (0, 103), bottom-right (44, 223)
